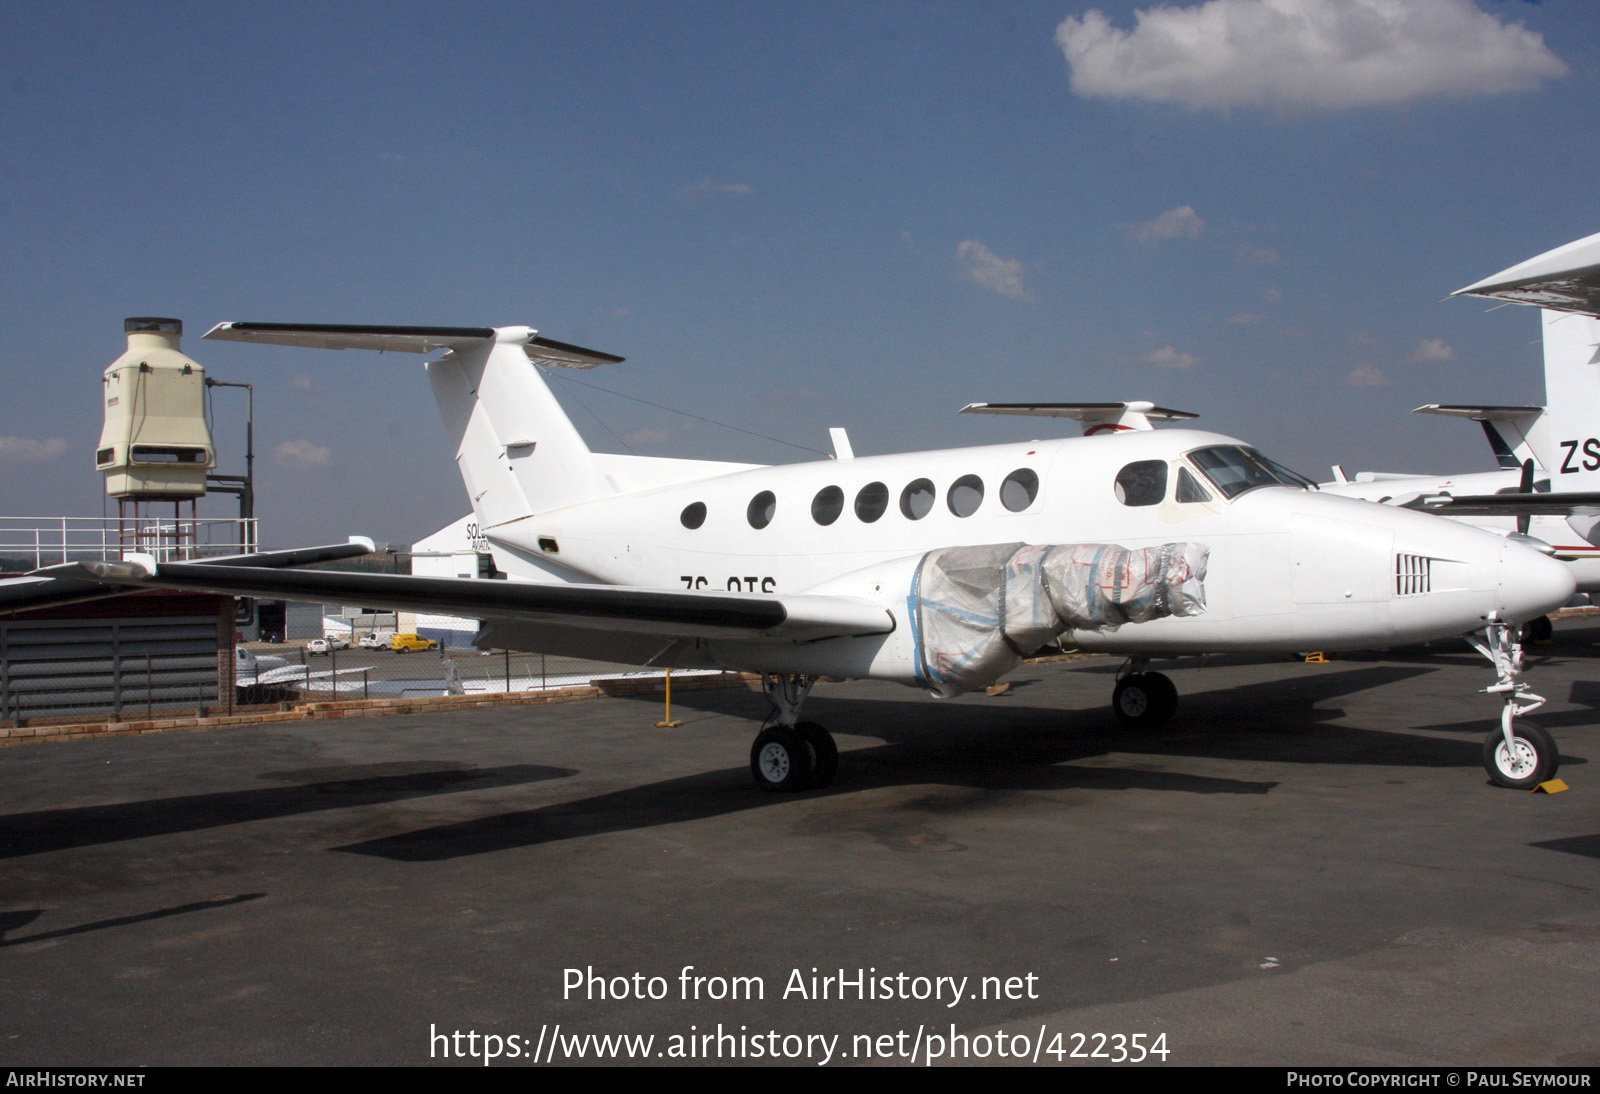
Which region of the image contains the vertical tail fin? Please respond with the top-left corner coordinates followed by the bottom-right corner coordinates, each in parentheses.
top-left (1541, 308), bottom-right (1600, 493)
top-left (427, 327), bottom-right (618, 527)
top-left (1536, 308), bottom-right (1600, 546)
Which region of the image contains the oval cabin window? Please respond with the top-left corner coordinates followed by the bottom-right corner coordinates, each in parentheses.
top-left (1114, 461), bottom-right (1167, 507)
top-left (811, 486), bottom-right (845, 526)
top-left (747, 491), bottom-right (777, 529)
top-left (947, 475), bottom-right (984, 517)
top-left (855, 482), bottom-right (889, 523)
top-left (900, 479), bottom-right (935, 520)
top-left (1000, 468), bottom-right (1039, 512)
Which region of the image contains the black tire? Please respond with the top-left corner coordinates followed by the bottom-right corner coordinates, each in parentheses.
top-left (1521, 616), bottom-right (1554, 644)
top-left (750, 727), bottom-right (815, 792)
top-left (1483, 723), bottom-right (1559, 789)
top-left (1145, 672), bottom-right (1178, 723)
top-left (1113, 673), bottom-right (1176, 728)
top-left (794, 722), bottom-right (838, 789)
top-left (397, 646), bottom-right (409, 654)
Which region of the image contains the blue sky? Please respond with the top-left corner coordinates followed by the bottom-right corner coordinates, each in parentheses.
top-left (3, 0), bottom-right (1597, 547)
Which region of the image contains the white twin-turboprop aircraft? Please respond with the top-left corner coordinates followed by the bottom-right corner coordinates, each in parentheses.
top-left (50, 319), bottom-right (1576, 792)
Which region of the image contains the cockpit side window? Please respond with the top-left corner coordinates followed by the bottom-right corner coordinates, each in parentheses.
top-left (1114, 460), bottom-right (1168, 507)
top-left (1175, 466), bottom-right (1212, 504)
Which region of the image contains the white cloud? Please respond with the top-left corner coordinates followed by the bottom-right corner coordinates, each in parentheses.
top-left (291, 375), bottom-right (314, 390)
top-left (1128, 205), bottom-right (1205, 243)
top-left (956, 240), bottom-right (1031, 300)
top-left (1346, 363), bottom-right (1392, 387)
top-left (1143, 345), bottom-right (1198, 370)
top-left (1055, 0), bottom-right (1566, 113)
top-left (682, 178), bottom-right (755, 199)
top-left (1410, 337), bottom-right (1457, 362)
top-left (1236, 244), bottom-right (1279, 265)
top-left (274, 439), bottom-right (332, 469)
top-left (1264, 287), bottom-right (1283, 302)
top-left (0, 436), bottom-right (68, 463)
top-left (1228, 312), bottom-right (1264, 325)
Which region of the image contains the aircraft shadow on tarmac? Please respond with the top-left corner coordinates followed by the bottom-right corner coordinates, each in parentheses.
top-left (0, 894), bottom-right (264, 947)
top-left (0, 764), bottom-right (574, 858)
top-left (1412, 673), bottom-right (1600, 745)
top-left (1531, 834), bottom-right (1600, 861)
top-left (338, 664), bottom-right (1493, 863)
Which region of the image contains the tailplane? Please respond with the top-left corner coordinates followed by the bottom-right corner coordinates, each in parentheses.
top-left (205, 322), bottom-right (623, 528)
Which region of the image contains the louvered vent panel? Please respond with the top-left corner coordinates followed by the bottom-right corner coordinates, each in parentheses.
top-left (1395, 554), bottom-right (1432, 597)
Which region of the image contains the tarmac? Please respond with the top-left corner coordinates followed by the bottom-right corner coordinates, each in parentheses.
top-left (2, 621), bottom-right (1599, 1066)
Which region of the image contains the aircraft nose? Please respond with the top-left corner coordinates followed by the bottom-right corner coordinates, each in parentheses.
top-left (1496, 537), bottom-right (1576, 623)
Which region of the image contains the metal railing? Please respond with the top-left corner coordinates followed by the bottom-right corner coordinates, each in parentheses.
top-left (0, 516), bottom-right (259, 569)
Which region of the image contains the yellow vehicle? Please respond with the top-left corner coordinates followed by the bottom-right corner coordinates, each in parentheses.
top-left (391, 633), bottom-right (440, 653)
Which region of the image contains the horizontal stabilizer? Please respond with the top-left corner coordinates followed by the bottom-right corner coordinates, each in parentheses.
top-left (1452, 230), bottom-right (1600, 317)
top-left (960, 401), bottom-right (1197, 435)
top-left (205, 322), bottom-right (624, 368)
top-left (62, 564), bottom-right (896, 643)
top-left (1413, 404), bottom-right (1543, 422)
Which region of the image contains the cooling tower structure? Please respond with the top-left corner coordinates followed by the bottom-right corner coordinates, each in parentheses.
top-left (95, 317), bottom-right (218, 554)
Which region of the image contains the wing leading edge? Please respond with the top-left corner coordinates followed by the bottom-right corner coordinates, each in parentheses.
top-left (1, 539), bottom-right (376, 616)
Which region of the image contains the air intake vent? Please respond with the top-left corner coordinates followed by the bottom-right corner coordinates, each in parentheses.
top-left (1396, 554), bottom-right (1432, 596)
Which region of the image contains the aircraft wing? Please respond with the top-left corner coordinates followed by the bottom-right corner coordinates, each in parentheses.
top-left (1400, 493), bottom-right (1600, 517)
top-left (1, 539), bottom-right (376, 616)
top-left (204, 322), bottom-right (624, 369)
top-left (53, 561), bottom-right (895, 643)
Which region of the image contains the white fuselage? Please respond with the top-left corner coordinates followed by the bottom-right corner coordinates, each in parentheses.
top-left (475, 428), bottom-right (1574, 684)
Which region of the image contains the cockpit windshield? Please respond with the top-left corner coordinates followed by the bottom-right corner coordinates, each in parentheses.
top-left (1188, 445), bottom-right (1316, 500)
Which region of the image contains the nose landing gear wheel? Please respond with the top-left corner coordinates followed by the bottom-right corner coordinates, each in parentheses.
top-left (1483, 723), bottom-right (1559, 789)
top-left (1112, 672), bottom-right (1177, 727)
top-left (751, 727), bottom-right (816, 792)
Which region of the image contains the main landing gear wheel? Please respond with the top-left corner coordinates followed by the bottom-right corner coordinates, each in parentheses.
top-left (1483, 722), bottom-right (1559, 790)
top-left (793, 722), bottom-right (838, 789)
top-left (1112, 672), bottom-right (1177, 727)
top-left (750, 727), bottom-right (815, 792)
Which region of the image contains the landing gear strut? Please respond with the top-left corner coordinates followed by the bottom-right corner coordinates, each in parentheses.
top-left (751, 674), bottom-right (838, 792)
top-left (1112, 659), bottom-right (1178, 727)
top-left (1467, 617), bottom-right (1559, 789)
